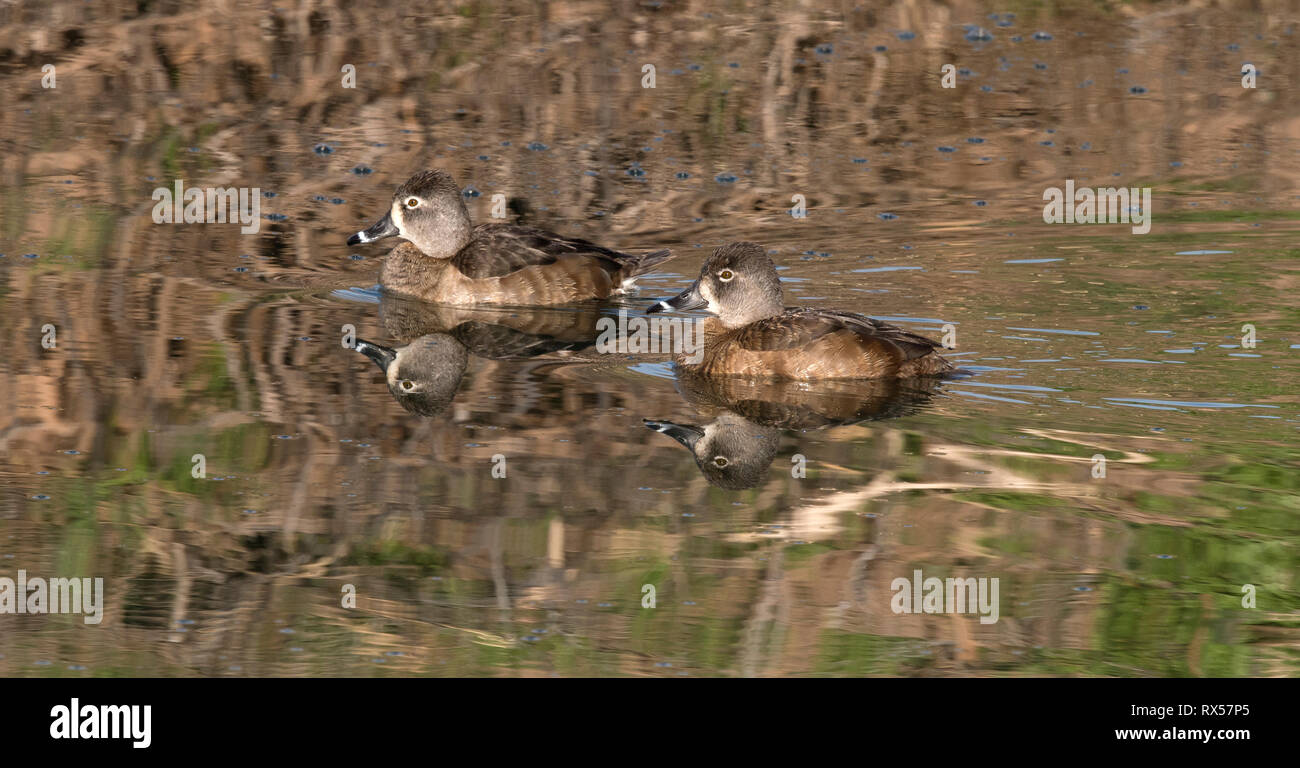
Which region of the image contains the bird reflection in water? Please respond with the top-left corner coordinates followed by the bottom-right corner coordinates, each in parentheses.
top-left (645, 373), bottom-right (945, 489)
top-left (352, 294), bottom-right (604, 416)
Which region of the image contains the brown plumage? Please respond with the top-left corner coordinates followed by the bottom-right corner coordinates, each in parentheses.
top-left (348, 170), bottom-right (672, 305)
top-left (647, 241), bottom-right (953, 380)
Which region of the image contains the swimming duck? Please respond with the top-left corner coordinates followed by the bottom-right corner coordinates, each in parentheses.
top-left (646, 241), bottom-right (954, 379)
top-left (348, 170), bottom-right (673, 305)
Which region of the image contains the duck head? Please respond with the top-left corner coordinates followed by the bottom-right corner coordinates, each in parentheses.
top-left (647, 241), bottom-right (784, 328)
top-left (354, 334), bottom-right (469, 416)
top-left (643, 412), bottom-right (780, 490)
top-left (347, 170), bottom-right (473, 259)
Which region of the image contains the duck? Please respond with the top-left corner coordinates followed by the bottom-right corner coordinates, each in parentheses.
top-left (646, 241), bottom-right (953, 379)
top-left (347, 170), bottom-right (673, 305)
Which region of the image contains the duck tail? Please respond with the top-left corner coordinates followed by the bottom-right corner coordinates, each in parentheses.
top-left (897, 349), bottom-right (956, 377)
top-left (616, 248), bottom-right (674, 290)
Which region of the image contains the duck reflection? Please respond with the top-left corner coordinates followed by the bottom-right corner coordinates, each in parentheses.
top-left (355, 334), bottom-right (468, 416)
top-left (645, 373), bottom-right (943, 489)
top-left (353, 294), bottom-right (605, 415)
top-left (377, 293), bottom-right (602, 358)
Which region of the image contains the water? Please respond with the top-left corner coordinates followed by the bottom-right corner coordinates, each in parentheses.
top-left (1, 1), bottom-right (1297, 677)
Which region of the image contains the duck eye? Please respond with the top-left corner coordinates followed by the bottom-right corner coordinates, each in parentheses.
top-left (400, 380), bottom-right (415, 390)
top-left (405, 197), bottom-right (420, 208)
top-left (712, 456), bottom-right (729, 467)
top-left (718, 269), bottom-right (735, 282)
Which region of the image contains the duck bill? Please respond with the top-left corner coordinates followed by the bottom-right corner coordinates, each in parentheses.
top-left (646, 282), bottom-right (707, 314)
top-left (347, 211), bottom-right (399, 246)
top-left (355, 339), bottom-right (397, 372)
top-left (643, 418), bottom-right (705, 450)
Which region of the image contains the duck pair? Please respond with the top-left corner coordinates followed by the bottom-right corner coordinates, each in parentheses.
top-left (349, 170), bottom-right (953, 380)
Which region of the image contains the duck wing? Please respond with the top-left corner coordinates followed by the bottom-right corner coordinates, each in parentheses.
top-left (736, 308), bottom-right (943, 361)
top-left (452, 224), bottom-right (625, 279)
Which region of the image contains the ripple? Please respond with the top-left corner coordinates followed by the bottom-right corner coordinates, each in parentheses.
top-left (1104, 397), bottom-right (1280, 410)
top-left (1006, 326), bottom-right (1099, 336)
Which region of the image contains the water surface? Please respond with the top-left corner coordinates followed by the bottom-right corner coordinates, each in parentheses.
top-left (1, 0), bottom-right (1298, 677)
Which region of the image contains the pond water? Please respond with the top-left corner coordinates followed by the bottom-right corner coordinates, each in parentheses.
top-left (1, 1), bottom-right (1297, 676)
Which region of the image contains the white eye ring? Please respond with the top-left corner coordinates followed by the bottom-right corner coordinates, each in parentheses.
top-left (718, 269), bottom-right (735, 282)
top-left (712, 456), bottom-right (729, 467)
top-left (405, 197), bottom-right (420, 208)
top-left (401, 380), bottom-right (415, 390)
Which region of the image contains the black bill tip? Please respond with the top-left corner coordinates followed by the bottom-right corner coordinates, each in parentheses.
top-left (355, 339), bottom-right (397, 372)
top-left (348, 211), bottom-right (399, 247)
top-left (643, 418), bottom-right (704, 450)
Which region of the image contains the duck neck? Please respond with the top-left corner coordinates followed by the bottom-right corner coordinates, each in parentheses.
top-left (718, 297), bottom-right (783, 328)
top-left (403, 201), bottom-right (473, 259)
